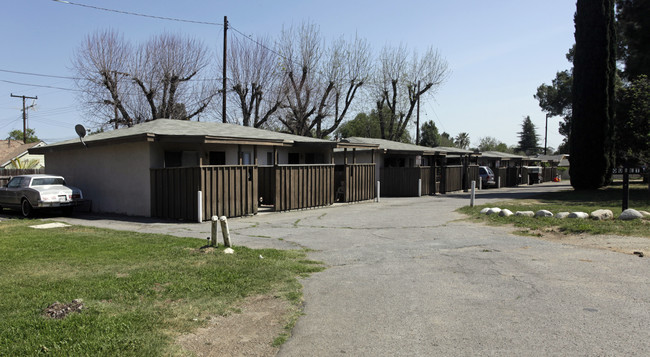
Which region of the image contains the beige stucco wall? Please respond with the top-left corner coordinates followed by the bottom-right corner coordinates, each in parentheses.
top-left (44, 141), bottom-right (153, 217)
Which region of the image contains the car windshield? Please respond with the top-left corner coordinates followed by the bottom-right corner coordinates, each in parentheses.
top-left (31, 177), bottom-right (65, 186)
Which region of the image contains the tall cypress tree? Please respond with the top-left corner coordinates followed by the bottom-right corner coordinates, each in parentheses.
top-left (570, 0), bottom-right (616, 189)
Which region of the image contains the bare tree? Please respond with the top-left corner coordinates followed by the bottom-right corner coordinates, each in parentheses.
top-left (225, 35), bottom-right (283, 128)
top-left (276, 23), bottom-right (371, 138)
top-left (373, 45), bottom-right (449, 141)
top-left (73, 29), bottom-right (218, 129)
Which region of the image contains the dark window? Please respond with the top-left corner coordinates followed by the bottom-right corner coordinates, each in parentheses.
top-left (7, 177), bottom-right (23, 188)
top-left (304, 153), bottom-right (325, 164)
top-left (209, 151), bottom-right (226, 165)
top-left (267, 152), bottom-right (274, 165)
top-left (164, 151), bottom-right (182, 168)
top-left (288, 153), bottom-right (300, 164)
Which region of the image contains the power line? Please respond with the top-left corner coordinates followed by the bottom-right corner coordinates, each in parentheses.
top-left (52, 0), bottom-right (223, 26)
top-left (0, 69), bottom-right (78, 80)
top-left (0, 79), bottom-right (79, 92)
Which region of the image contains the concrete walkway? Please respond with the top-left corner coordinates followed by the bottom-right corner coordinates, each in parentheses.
top-left (49, 182), bottom-right (650, 355)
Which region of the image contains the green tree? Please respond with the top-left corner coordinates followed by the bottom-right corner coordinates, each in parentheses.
top-left (419, 121), bottom-right (440, 147)
top-left (335, 107), bottom-right (411, 143)
top-left (615, 75), bottom-right (650, 164)
top-left (616, 0), bottom-right (650, 80)
top-left (517, 116), bottom-right (541, 155)
top-left (6, 129), bottom-right (40, 143)
top-left (571, 0), bottom-right (616, 189)
top-left (534, 67), bottom-right (573, 145)
top-left (477, 136), bottom-right (510, 153)
top-left (454, 132), bottom-right (470, 149)
top-left (439, 132), bottom-right (455, 147)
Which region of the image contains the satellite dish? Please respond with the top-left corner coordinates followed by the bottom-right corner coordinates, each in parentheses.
top-left (75, 124), bottom-right (86, 138)
top-left (75, 124), bottom-right (87, 147)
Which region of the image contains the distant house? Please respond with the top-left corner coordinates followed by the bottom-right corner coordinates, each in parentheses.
top-left (335, 137), bottom-right (477, 196)
top-left (30, 119), bottom-right (372, 220)
top-left (0, 140), bottom-right (45, 169)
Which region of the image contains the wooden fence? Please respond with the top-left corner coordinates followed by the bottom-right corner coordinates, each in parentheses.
top-left (342, 164), bottom-right (375, 202)
top-left (380, 167), bottom-right (422, 197)
top-left (151, 166), bottom-right (257, 221)
top-left (441, 165), bottom-right (463, 193)
top-left (274, 165), bottom-right (334, 211)
top-left (201, 166), bottom-right (257, 219)
top-left (543, 167), bottom-right (558, 182)
top-left (0, 168), bottom-right (45, 186)
top-left (468, 165), bottom-right (479, 190)
top-left (494, 167), bottom-right (520, 187)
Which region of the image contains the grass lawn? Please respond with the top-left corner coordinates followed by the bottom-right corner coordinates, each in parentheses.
top-left (458, 183), bottom-right (650, 237)
top-left (0, 219), bottom-right (323, 356)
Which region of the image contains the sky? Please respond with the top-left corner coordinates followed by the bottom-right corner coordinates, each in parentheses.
top-left (0, 0), bottom-right (577, 150)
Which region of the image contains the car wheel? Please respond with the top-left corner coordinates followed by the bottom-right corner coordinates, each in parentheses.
top-left (21, 199), bottom-right (33, 218)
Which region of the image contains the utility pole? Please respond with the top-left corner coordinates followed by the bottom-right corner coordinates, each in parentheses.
top-left (10, 93), bottom-right (38, 143)
top-left (222, 15), bottom-right (228, 123)
top-left (544, 113), bottom-right (549, 155)
top-left (416, 81), bottom-right (421, 145)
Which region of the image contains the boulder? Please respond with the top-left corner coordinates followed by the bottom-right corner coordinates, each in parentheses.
top-left (639, 210), bottom-right (650, 219)
top-left (568, 212), bottom-right (589, 219)
top-left (499, 209), bottom-right (513, 217)
top-left (515, 211), bottom-right (535, 217)
top-left (535, 210), bottom-right (554, 218)
top-left (556, 212), bottom-right (570, 219)
top-left (619, 209), bottom-right (643, 221)
top-left (590, 209), bottom-right (613, 221)
top-left (480, 208), bottom-right (490, 214)
top-left (486, 207), bottom-right (502, 215)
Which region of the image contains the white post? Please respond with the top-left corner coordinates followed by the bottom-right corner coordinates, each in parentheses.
top-left (470, 180), bottom-right (476, 207)
top-left (197, 191), bottom-right (203, 223)
top-left (376, 180), bottom-right (381, 203)
top-left (497, 176), bottom-right (501, 189)
top-left (479, 178), bottom-right (482, 190)
top-left (219, 216), bottom-right (232, 247)
top-left (210, 216), bottom-right (219, 247)
top-left (418, 178), bottom-right (422, 197)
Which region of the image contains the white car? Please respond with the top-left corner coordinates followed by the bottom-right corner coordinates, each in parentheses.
top-left (0, 174), bottom-right (83, 217)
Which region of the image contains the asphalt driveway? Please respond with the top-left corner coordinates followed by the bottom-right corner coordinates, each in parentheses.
top-left (49, 182), bottom-right (650, 355)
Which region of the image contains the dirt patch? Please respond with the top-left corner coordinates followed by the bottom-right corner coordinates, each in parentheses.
top-left (42, 299), bottom-right (84, 319)
top-left (176, 294), bottom-right (293, 356)
top-left (527, 229), bottom-right (650, 257)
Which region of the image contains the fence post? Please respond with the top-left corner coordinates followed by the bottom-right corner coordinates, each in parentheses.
top-left (197, 191), bottom-right (203, 223)
top-left (210, 216), bottom-right (219, 247)
top-left (479, 178), bottom-right (482, 190)
top-left (470, 180), bottom-right (476, 207)
top-left (497, 177), bottom-right (501, 189)
top-left (219, 216), bottom-right (232, 247)
top-left (418, 178), bottom-right (422, 197)
top-left (376, 180), bottom-right (381, 203)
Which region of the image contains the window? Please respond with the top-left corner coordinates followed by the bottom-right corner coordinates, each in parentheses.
top-left (209, 151), bottom-right (226, 165)
top-left (266, 152), bottom-right (274, 165)
top-left (288, 153), bottom-right (300, 164)
top-left (164, 151), bottom-right (182, 168)
top-left (305, 153), bottom-right (315, 164)
top-left (32, 177), bottom-right (65, 186)
top-left (7, 177), bottom-right (23, 188)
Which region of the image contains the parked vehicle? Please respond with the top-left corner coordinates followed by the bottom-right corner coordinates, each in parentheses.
top-left (479, 166), bottom-right (496, 188)
top-left (0, 174), bottom-right (83, 217)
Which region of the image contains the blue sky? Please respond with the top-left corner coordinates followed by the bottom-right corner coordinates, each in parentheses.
top-left (0, 0), bottom-right (576, 149)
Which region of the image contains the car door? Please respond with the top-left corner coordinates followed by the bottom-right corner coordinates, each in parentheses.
top-left (0, 177), bottom-right (24, 207)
